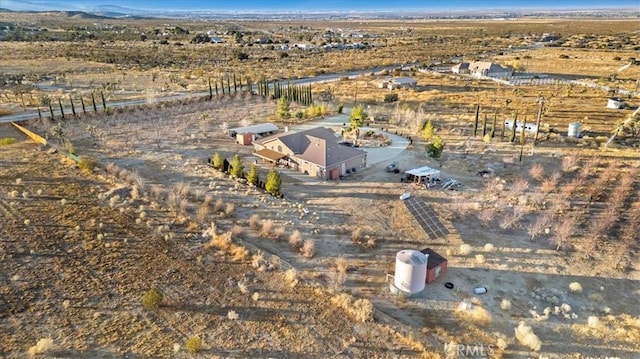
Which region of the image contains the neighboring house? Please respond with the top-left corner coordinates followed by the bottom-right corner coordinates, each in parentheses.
top-left (607, 97), bottom-right (626, 109)
top-left (379, 77), bottom-right (417, 90)
top-left (253, 127), bottom-right (367, 180)
top-left (469, 61), bottom-right (513, 78)
top-left (209, 36), bottom-right (224, 43)
top-left (421, 248), bottom-right (448, 284)
top-left (228, 123), bottom-right (279, 138)
top-left (451, 62), bottom-right (470, 74)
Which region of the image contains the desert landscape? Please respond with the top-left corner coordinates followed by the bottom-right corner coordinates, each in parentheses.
top-left (1, 7), bottom-right (639, 359)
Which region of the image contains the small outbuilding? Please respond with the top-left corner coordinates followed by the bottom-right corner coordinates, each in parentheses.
top-left (228, 123), bottom-right (279, 138)
top-left (607, 97), bottom-right (626, 109)
top-left (404, 166), bottom-right (441, 184)
top-left (420, 247), bottom-right (448, 284)
top-left (387, 77), bottom-right (417, 90)
top-left (236, 132), bottom-right (255, 145)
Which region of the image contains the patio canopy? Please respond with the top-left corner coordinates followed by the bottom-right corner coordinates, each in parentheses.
top-left (254, 148), bottom-right (286, 162)
top-left (405, 166), bottom-right (440, 178)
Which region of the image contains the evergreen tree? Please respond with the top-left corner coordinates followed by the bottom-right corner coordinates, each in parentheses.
top-left (276, 96), bottom-right (291, 120)
top-left (58, 98), bottom-right (65, 119)
top-left (423, 119), bottom-right (435, 140)
top-left (69, 95), bottom-right (76, 116)
top-left (482, 113), bottom-right (488, 137)
top-left (426, 136), bottom-right (445, 159)
top-left (350, 104), bottom-right (366, 128)
top-left (212, 152), bottom-right (224, 170)
top-left (100, 91), bottom-right (107, 111)
top-left (246, 164), bottom-right (259, 185)
top-left (230, 154), bottom-right (244, 178)
top-left (265, 169), bottom-right (282, 195)
top-left (472, 104), bottom-right (480, 137)
top-left (509, 113), bottom-right (518, 142)
top-left (91, 92), bottom-right (97, 112)
top-left (490, 114), bottom-right (497, 138)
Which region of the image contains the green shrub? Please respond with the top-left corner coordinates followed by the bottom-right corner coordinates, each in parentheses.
top-left (559, 54), bottom-right (570, 59)
top-left (246, 164), bottom-right (259, 185)
top-left (186, 336), bottom-right (202, 353)
top-left (141, 287), bottom-right (163, 309)
top-left (0, 137), bottom-right (17, 146)
top-left (384, 93), bottom-right (399, 103)
top-left (212, 152), bottom-right (224, 170)
top-left (295, 110), bottom-right (304, 119)
top-left (230, 154), bottom-right (244, 178)
top-left (265, 169), bottom-right (282, 195)
top-left (426, 136), bottom-right (445, 159)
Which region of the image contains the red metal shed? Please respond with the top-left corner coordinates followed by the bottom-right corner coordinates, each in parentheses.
top-left (421, 248), bottom-right (448, 284)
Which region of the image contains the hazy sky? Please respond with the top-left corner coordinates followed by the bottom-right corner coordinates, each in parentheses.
top-left (3, 0), bottom-right (638, 11)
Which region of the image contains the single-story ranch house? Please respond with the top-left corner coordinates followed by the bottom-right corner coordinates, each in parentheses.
top-left (378, 77), bottom-right (418, 90)
top-left (452, 61), bottom-right (513, 78)
top-left (253, 127), bottom-right (367, 180)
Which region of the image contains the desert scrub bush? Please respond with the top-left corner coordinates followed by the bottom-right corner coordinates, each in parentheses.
top-left (514, 321), bottom-right (541, 351)
top-left (528, 163), bottom-right (545, 181)
top-left (300, 239), bottom-right (315, 258)
top-left (284, 268), bottom-right (299, 288)
top-left (214, 198), bottom-right (224, 213)
top-left (569, 282), bottom-right (583, 293)
top-left (186, 336), bottom-right (202, 353)
top-left (249, 214), bottom-right (261, 230)
top-left (500, 299), bottom-right (512, 310)
top-left (227, 310), bottom-right (239, 320)
top-left (28, 338), bottom-right (55, 357)
top-left (351, 227), bottom-right (362, 243)
top-left (459, 244), bottom-right (472, 255)
top-left (272, 226), bottom-right (285, 240)
top-left (0, 137), bottom-right (17, 146)
top-left (142, 287), bottom-right (164, 309)
top-left (224, 203), bottom-right (235, 217)
top-left (230, 244), bottom-right (249, 261)
top-left (475, 254), bottom-right (486, 264)
top-left (260, 219), bottom-right (274, 237)
top-left (484, 243), bottom-right (495, 252)
top-left (288, 230), bottom-right (303, 249)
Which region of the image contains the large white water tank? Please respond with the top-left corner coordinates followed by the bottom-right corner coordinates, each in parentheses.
top-left (567, 122), bottom-right (582, 138)
top-left (394, 250), bottom-right (428, 294)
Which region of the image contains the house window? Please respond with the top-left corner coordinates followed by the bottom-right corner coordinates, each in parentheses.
top-left (435, 266), bottom-right (441, 278)
top-left (277, 145), bottom-right (282, 153)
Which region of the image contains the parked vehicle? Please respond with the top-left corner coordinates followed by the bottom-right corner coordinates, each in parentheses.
top-left (386, 162), bottom-right (399, 172)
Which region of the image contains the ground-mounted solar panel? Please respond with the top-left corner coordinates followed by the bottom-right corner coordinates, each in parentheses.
top-left (403, 196), bottom-right (449, 240)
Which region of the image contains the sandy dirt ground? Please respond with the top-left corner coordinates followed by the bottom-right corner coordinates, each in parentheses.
top-left (1, 91), bottom-right (639, 358)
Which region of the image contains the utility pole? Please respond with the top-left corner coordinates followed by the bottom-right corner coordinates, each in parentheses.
top-left (534, 96), bottom-right (544, 144)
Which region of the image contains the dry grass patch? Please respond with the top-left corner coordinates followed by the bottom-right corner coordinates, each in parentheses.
top-left (330, 293), bottom-right (374, 322)
top-left (260, 219), bottom-right (275, 237)
top-left (283, 268), bottom-right (299, 288)
top-left (572, 314), bottom-right (640, 345)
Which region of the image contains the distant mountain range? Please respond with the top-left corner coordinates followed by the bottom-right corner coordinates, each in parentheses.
top-left (1, 0), bottom-right (638, 18)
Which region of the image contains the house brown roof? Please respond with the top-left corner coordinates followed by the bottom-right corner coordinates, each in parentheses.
top-left (420, 248), bottom-right (448, 270)
top-left (254, 148), bottom-right (286, 161)
top-left (256, 127), bottom-right (366, 168)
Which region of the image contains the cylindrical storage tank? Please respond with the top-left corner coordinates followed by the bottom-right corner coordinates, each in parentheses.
top-left (568, 122), bottom-right (582, 138)
top-left (394, 250), bottom-right (428, 294)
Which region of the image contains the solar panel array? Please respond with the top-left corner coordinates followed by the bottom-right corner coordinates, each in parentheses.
top-left (404, 196), bottom-right (450, 240)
